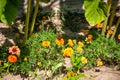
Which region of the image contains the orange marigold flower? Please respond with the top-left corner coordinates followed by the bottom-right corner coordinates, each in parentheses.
top-left (97, 61), bottom-right (103, 67)
top-left (8, 46), bottom-right (20, 56)
top-left (78, 41), bottom-right (84, 47)
top-left (81, 57), bottom-right (87, 64)
top-left (63, 47), bottom-right (74, 57)
top-left (68, 39), bottom-right (74, 47)
top-left (85, 34), bottom-right (93, 44)
top-left (42, 41), bottom-right (50, 48)
top-left (8, 55), bottom-right (17, 63)
top-left (107, 29), bottom-right (113, 35)
top-left (66, 71), bottom-right (75, 78)
top-left (56, 38), bottom-right (64, 46)
top-left (97, 23), bottom-right (103, 28)
top-left (88, 34), bottom-right (93, 39)
top-left (118, 34), bottom-right (120, 40)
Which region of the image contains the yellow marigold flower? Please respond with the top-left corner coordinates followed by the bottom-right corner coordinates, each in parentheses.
top-left (118, 34), bottom-right (120, 40)
top-left (73, 39), bottom-right (77, 44)
top-left (37, 61), bottom-right (41, 66)
top-left (63, 47), bottom-right (74, 57)
top-left (68, 39), bottom-right (74, 47)
top-left (97, 61), bottom-right (103, 67)
top-left (56, 38), bottom-right (64, 46)
top-left (97, 23), bottom-right (103, 28)
top-left (81, 57), bottom-right (87, 64)
top-left (66, 71), bottom-right (75, 78)
top-left (107, 29), bottom-right (113, 35)
top-left (78, 41), bottom-right (84, 47)
top-left (42, 41), bottom-right (50, 48)
top-left (24, 57), bottom-right (27, 62)
top-left (77, 47), bottom-right (83, 53)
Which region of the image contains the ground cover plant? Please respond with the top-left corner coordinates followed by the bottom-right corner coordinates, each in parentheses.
top-left (0, 0), bottom-right (120, 80)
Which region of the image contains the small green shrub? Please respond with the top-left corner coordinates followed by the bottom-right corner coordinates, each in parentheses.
top-left (84, 34), bottom-right (120, 68)
top-left (26, 29), bottom-right (64, 73)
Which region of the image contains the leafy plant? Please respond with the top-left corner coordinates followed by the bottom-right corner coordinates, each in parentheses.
top-left (84, 33), bottom-right (120, 68)
top-left (0, 0), bottom-right (20, 25)
top-left (84, 0), bottom-right (120, 39)
top-left (26, 29), bottom-right (64, 75)
top-left (84, 0), bottom-right (108, 26)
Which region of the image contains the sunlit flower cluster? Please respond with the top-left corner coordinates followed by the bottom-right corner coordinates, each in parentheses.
top-left (42, 41), bottom-right (50, 48)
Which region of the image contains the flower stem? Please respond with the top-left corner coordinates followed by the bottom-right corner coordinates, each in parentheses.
top-left (106, 0), bottom-right (119, 38)
top-left (24, 0), bottom-right (31, 41)
top-left (30, 0), bottom-right (40, 36)
top-left (101, 0), bottom-right (112, 35)
top-left (111, 17), bottom-right (120, 39)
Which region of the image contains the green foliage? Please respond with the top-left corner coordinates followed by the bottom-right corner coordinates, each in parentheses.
top-left (0, 0), bottom-right (7, 18)
top-left (0, 0), bottom-right (20, 25)
top-left (84, 34), bottom-right (120, 68)
top-left (84, 0), bottom-right (108, 26)
top-left (71, 54), bottom-right (84, 72)
top-left (26, 29), bottom-right (64, 73)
